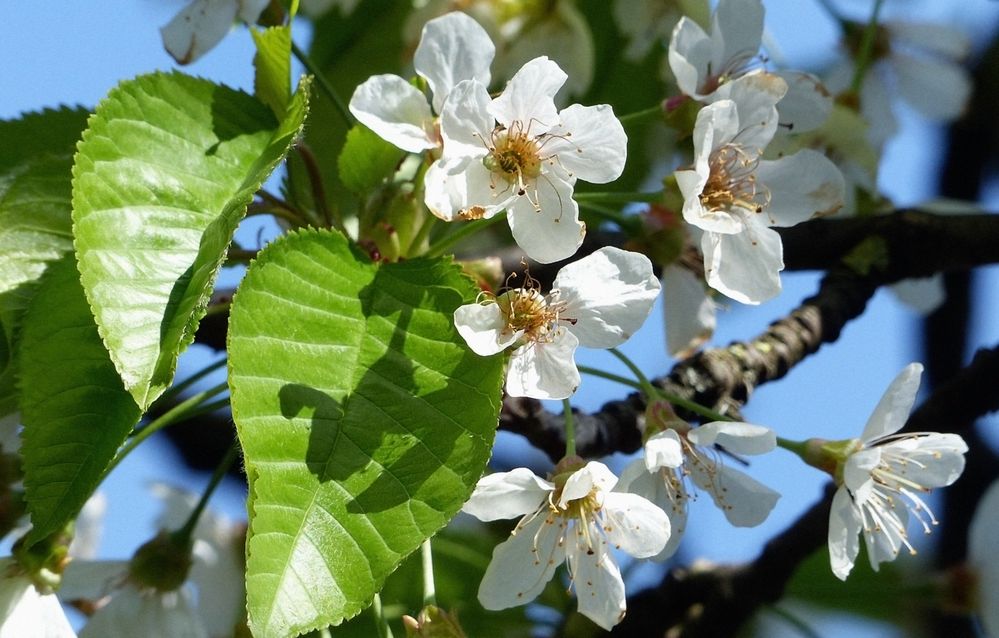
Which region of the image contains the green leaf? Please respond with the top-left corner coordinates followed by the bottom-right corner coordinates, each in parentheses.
top-left (253, 26), bottom-right (293, 117)
top-left (17, 254), bottom-right (141, 546)
top-left (228, 229), bottom-right (503, 637)
top-left (338, 124), bottom-right (403, 195)
top-left (72, 72), bottom-right (310, 409)
top-left (0, 106), bottom-right (90, 174)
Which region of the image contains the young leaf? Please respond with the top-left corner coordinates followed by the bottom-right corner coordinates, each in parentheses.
top-left (18, 254), bottom-right (141, 546)
top-left (338, 124), bottom-right (403, 195)
top-left (252, 25), bottom-right (293, 117)
top-left (228, 228), bottom-right (504, 638)
top-left (72, 72), bottom-right (310, 410)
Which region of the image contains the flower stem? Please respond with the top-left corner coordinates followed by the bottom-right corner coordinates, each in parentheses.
top-left (608, 347), bottom-right (658, 399)
top-left (578, 365), bottom-right (644, 391)
top-left (104, 382), bottom-right (229, 478)
top-left (562, 398), bottom-right (576, 458)
top-left (372, 592), bottom-right (395, 638)
top-left (850, 0), bottom-right (885, 94)
top-left (173, 442), bottom-right (239, 545)
top-left (776, 436), bottom-right (809, 457)
top-left (291, 42), bottom-right (353, 127)
top-left (421, 539), bottom-right (436, 607)
top-left (425, 214), bottom-right (506, 257)
top-left (575, 191), bottom-right (663, 205)
top-left (618, 104), bottom-right (665, 127)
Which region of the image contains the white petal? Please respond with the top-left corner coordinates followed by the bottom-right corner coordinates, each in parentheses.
top-left (348, 75), bottom-right (436, 153)
top-left (477, 513), bottom-right (565, 610)
top-left (545, 104), bottom-right (627, 184)
top-left (893, 53), bottom-right (971, 121)
top-left (859, 363), bottom-right (923, 442)
top-left (489, 57), bottom-right (566, 133)
top-left (58, 560), bottom-right (129, 601)
top-left (560, 461), bottom-right (617, 509)
top-left (644, 429), bottom-right (684, 471)
top-left (617, 461), bottom-right (688, 560)
top-left (879, 434), bottom-right (968, 489)
top-left (439, 79), bottom-right (494, 157)
top-left (463, 468), bottom-right (553, 521)
top-left (859, 65), bottom-right (898, 148)
top-left (506, 176), bottom-right (585, 264)
top-left (890, 276), bottom-right (946, 315)
top-left (757, 150), bottom-right (845, 227)
top-left (505, 330), bottom-right (581, 400)
top-left (710, 73), bottom-right (784, 151)
top-left (887, 21), bottom-right (970, 60)
top-left (80, 586), bottom-right (208, 638)
top-left (843, 447), bottom-right (880, 505)
top-left (862, 492), bottom-right (909, 571)
top-left (424, 157), bottom-right (512, 222)
top-left (828, 486), bottom-right (863, 580)
top-left (160, 0), bottom-right (239, 65)
top-left (601, 492), bottom-right (670, 558)
top-left (454, 301), bottom-right (518, 356)
top-left (689, 462), bottom-right (779, 527)
top-left (701, 218), bottom-right (783, 305)
top-left (566, 525), bottom-right (626, 630)
top-left (0, 569), bottom-right (76, 638)
top-left (415, 12), bottom-right (495, 114)
top-left (553, 247), bottom-right (660, 349)
top-left (775, 71), bottom-right (833, 133)
top-left (687, 421), bottom-right (776, 455)
top-left (969, 480), bottom-right (999, 637)
top-left (662, 264), bottom-right (716, 359)
top-left (668, 17), bottom-right (712, 97)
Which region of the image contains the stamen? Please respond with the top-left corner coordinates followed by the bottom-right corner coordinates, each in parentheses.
top-left (699, 144), bottom-right (771, 215)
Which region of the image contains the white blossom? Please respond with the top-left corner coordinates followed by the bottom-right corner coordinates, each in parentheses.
top-left (618, 418), bottom-right (780, 560)
top-left (661, 263), bottom-right (716, 359)
top-left (0, 558), bottom-right (76, 638)
top-left (426, 56), bottom-right (627, 263)
top-left (349, 11), bottom-right (494, 154)
top-left (160, 0), bottom-right (269, 65)
top-left (462, 461), bottom-right (670, 630)
top-left (675, 74), bottom-right (844, 304)
top-left (828, 363), bottom-right (968, 580)
top-left (969, 478), bottom-right (999, 637)
top-left (454, 247), bottom-right (659, 399)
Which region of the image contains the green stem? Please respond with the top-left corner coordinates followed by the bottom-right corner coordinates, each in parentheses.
top-left (372, 592), bottom-right (395, 638)
top-left (173, 443), bottom-right (239, 545)
top-left (776, 436), bottom-right (809, 457)
top-left (291, 42), bottom-right (353, 127)
top-left (618, 104), bottom-right (664, 127)
top-left (425, 214), bottom-right (506, 257)
top-left (577, 365), bottom-right (644, 391)
top-left (104, 382), bottom-right (229, 478)
top-left (849, 0), bottom-right (885, 94)
top-left (607, 347), bottom-right (658, 398)
top-left (575, 191), bottom-right (663, 205)
top-left (562, 398), bottom-right (576, 458)
top-left (421, 539), bottom-right (436, 607)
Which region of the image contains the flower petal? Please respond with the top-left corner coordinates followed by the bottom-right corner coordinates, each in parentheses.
top-left (828, 486), bottom-right (863, 580)
top-left (668, 17), bottom-right (712, 97)
top-left (553, 247), bottom-right (660, 349)
top-left (879, 433), bottom-right (968, 489)
top-left (454, 301), bottom-right (519, 356)
top-left (890, 276), bottom-right (946, 315)
top-left (616, 460), bottom-right (688, 560)
top-left (969, 479), bottom-right (999, 637)
top-left (843, 447), bottom-right (880, 504)
top-left (710, 73), bottom-right (784, 150)
top-left (887, 21), bottom-right (970, 60)
top-left (506, 175), bottom-right (585, 264)
top-left (505, 330), bottom-right (581, 400)
top-left (701, 217), bottom-right (783, 305)
top-left (79, 586), bottom-right (208, 638)
top-left (545, 104), bottom-right (627, 184)
top-left (478, 512), bottom-right (565, 610)
top-left (859, 363), bottom-right (923, 442)
top-left (489, 57), bottom-right (566, 133)
top-left (774, 71), bottom-right (833, 133)
top-left (601, 492), bottom-right (670, 558)
top-left (893, 52), bottom-right (971, 122)
top-left (58, 560), bottom-right (130, 601)
top-left (463, 468), bottom-right (553, 521)
top-left (687, 421), bottom-right (776, 456)
top-left (714, 0), bottom-right (764, 78)
top-left (757, 150), bottom-right (845, 227)
top-left (415, 12), bottom-right (495, 114)
top-left (662, 264), bottom-right (716, 359)
top-left (424, 156), bottom-right (512, 222)
top-left (689, 462), bottom-right (780, 527)
top-left (439, 79), bottom-right (494, 158)
top-left (644, 429), bottom-right (684, 471)
top-left (160, 0), bottom-right (249, 65)
top-left (348, 75), bottom-right (436, 153)
top-left (567, 525), bottom-right (626, 630)
top-left (0, 568), bottom-right (76, 638)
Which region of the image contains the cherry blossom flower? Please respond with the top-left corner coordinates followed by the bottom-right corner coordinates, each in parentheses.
top-left (349, 12), bottom-right (494, 154)
top-left (661, 262), bottom-right (716, 359)
top-left (426, 56), bottom-right (627, 263)
top-left (968, 478), bottom-right (999, 636)
top-left (160, 0), bottom-right (269, 65)
top-left (667, 0), bottom-right (764, 99)
top-left (617, 412), bottom-right (780, 560)
top-left (675, 74), bottom-right (844, 304)
top-left (462, 460), bottom-right (670, 630)
top-left (826, 363), bottom-right (968, 580)
top-left (0, 558), bottom-right (76, 638)
top-left (454, 247), bottom-right (659, 399)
